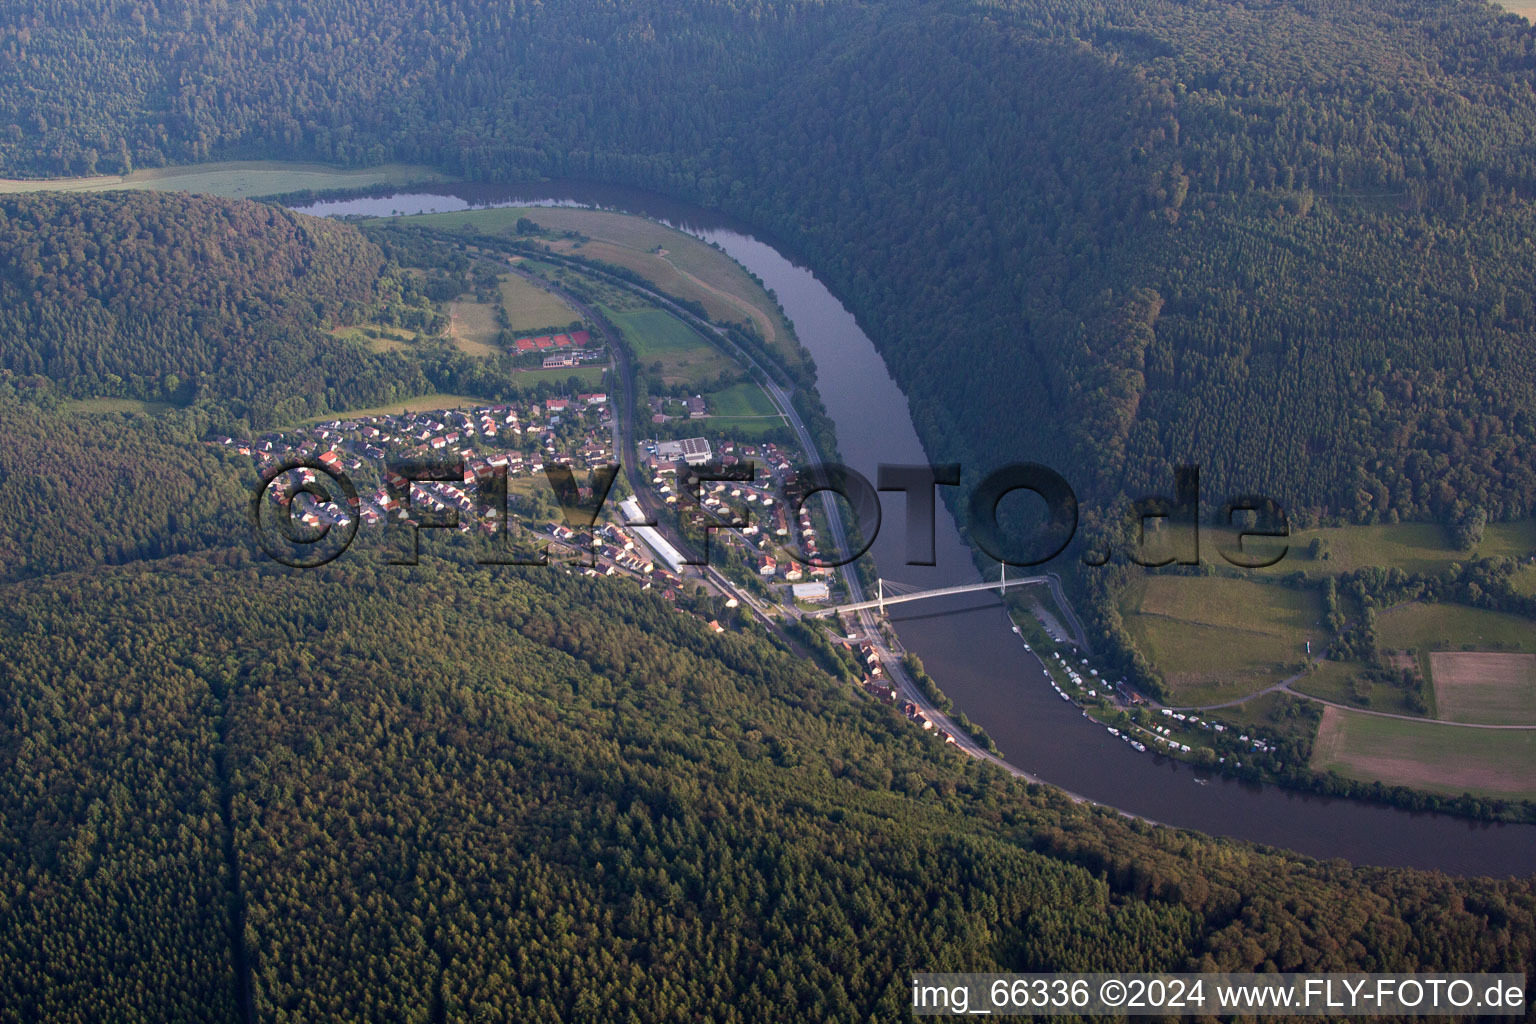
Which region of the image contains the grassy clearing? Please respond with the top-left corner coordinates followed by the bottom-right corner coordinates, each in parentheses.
top-left (333, 324), bottom-right (417, 353)
top-left (388, 206), bottom-right (798, 362)
top-left (1120, 576), bottom-right (1323, 704)
top-left (62, 397), bottom-right (174, 415)
top-left (1208, 691), bottom-right (1321, 745)
top-left (603, 305), bottom-right (731, 386)
top-left (1288, 658), bottom-right (1429, 717)
top-left (297, 393), bottom-right (492, 424)
top-left (1208, 519), bottom-right (1536, 576)
top-left (500, 275), bottom-right (579, 332)
top-left (1511, 566), bottom-right (1536, 597)
top-left (1479, 520), bottom-right (1536, 559)
top-left (1311, 706), bottom-right (1536, 800)
top-left (1428, 652), bottom-right (1536, 726)
top-left (1496, 0), bottom-right (1536, 18)
top-left (1377, 602), bottom-right (1536, 653)
top-left (0, 160), bottom-right (444, 199)
top-left (1233, 522), bottom-right (1453, 576)
top-left (446, 299), bottom-right (502, 357)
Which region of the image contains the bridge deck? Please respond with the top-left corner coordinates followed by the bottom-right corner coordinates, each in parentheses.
top-left (808, 576), bottom-right (1046, 617)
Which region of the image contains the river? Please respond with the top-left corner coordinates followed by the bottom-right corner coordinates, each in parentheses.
top-left (296, 182), bottom-right (1536, 877)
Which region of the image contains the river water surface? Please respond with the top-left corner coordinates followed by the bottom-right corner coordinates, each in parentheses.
top-left (297, 182), bottom-right (1536, 877)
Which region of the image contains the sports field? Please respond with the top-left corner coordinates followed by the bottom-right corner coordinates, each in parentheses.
top-left (499, 275), bottom-right (578, 333)
top-left (513, 365), bottom-right (607, 387)
top-left (699, 381), bottom-right (785, 438)
top-left (1311, 706), bottom-right (1536, 800)
top-left (1428, 652), bottom-right (1536, 726)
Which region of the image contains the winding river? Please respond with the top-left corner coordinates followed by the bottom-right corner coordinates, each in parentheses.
top-left (297, 182), bottom-right (1536, 877)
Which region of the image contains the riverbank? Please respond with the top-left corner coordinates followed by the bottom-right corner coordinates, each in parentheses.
top-left (18, 162), bottom-right (1526, 871)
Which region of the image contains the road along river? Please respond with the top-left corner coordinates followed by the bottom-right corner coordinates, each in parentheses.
top-left (297, 182), bottom-right (1536, 877)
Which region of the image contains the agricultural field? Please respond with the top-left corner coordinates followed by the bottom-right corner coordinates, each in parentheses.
top-left (1256, 522), bottom-right (1453, 575)
top-left (602, 305), bottom-right (732, 386)
top-left (1479, 520), bottom-right (1536, 558)
top-left (390, 205), bottom-right (799, 363)
top-left (1376, 602), bottom-right (1536, 653)
top-left (0, 160), bottom-right (443, 199)
top-left (1427, 652), bottom-right (1536, 726)
top-left (1119, 576), bottom-right (1324, 705)
top-left (1311, 706), bottom-right (1536, 800)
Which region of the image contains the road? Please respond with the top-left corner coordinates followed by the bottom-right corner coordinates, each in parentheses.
top-left (504, 260), bottom-right (786, 629)
top-left (1044, 572), bottom-right (1091, 651)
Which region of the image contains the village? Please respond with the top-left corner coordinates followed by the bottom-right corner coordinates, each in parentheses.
top-left (221, 394), bottom-right (851, 615)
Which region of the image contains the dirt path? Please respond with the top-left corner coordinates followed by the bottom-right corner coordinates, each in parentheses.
top-left (1281, 686), bottom-right (1536, 729)
top-left (1164, 660), bottom-right (1536, 730)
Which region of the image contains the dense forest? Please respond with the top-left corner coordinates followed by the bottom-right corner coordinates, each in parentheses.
top-left (0, 192), bottom-right (434, 425)
top-left (3, 553), bottom-right (1534, 1022)
top-left (0, 382), bottom-right (247, 579)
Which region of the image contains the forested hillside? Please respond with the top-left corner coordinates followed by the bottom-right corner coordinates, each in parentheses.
top-left (5, 0), bottom-right (1536, 527)
top-left (0, 386), bottom-right (247, 579)
top-left (0, 192), bottom-right (429, 424)
top-left (4, 6), bottom-right (1536, 1017)
top-left (3, 555), bottom-right (1532, 1022)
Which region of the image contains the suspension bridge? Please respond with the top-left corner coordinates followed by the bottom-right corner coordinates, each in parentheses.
top-left (805, 566), bottom-right (1048, 618)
